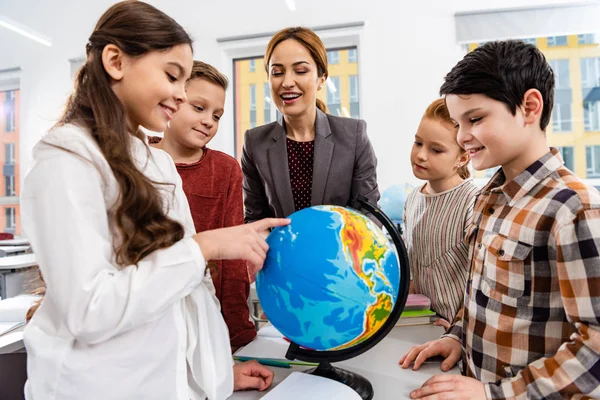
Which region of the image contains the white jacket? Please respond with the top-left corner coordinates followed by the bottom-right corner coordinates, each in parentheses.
top-left (21, 124), bottom-right (233, 400)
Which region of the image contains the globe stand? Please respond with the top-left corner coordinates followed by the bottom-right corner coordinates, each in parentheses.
top-left (306, 361), bottom-right (373, 400)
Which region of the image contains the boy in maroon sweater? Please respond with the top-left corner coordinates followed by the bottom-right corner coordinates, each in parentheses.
top-left (150, 61), bottom-right (256, 351)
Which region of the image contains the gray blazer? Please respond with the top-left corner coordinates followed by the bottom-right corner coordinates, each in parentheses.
top-left (241, 109), bottom-right (380, 222)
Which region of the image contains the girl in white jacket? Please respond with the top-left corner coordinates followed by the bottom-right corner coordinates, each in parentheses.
top-left (21, 2), bottom-right (288, 399)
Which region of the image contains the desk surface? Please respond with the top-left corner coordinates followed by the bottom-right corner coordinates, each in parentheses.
top-left (0, 254), bottom-right (37, 270)
top-left (229, 324), bottom-right (456, 400)
top-left (0, 239), bottom-right (30, 247)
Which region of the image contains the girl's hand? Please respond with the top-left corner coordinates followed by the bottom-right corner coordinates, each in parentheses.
top-left (233, 360), bottom-right (274, 392)
top-left (194, 218), bottom-right (290, 271)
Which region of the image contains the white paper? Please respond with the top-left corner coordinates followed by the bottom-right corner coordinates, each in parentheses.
top-left (257, 324), bottom-right (284, 339)
top-left (234, 336), bottom-right (290, 360)
top-left (0, 295), bottom-right (39, 323)
top-left (261, 371), bottom-right (361, 400)
top-left (0, 330), bottom-right (24, 354)
top-left (0, 321), bottom-right (24, 336)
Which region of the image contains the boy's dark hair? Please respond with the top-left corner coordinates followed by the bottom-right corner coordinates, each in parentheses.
top-left (440, 40), bottom-right (555, 131)
top-left (190, 61), bottom-right (229, 90)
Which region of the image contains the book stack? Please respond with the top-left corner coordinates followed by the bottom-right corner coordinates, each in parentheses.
top-left (395, 294), bottom-right (438, 327)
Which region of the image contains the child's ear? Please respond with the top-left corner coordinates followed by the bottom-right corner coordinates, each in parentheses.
top-left (102, 44), bottom-right (126, 81)
top-left (456, 151), bottom-right (470, 169)
top-left (521, 88), bottom-right (544, 126)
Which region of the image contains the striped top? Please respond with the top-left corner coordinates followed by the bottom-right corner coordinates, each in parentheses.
top-left (404, 179), bottom-right (479, 322)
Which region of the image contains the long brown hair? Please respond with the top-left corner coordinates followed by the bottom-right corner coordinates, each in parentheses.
top-left (264, 27), bottom-right (328, 113)
top-left (28, 1), bottom-right (192, 320)
top-left (424, 99), bottom-right (470, 179)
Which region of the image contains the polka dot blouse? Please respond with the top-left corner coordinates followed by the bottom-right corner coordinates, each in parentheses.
top-left (286, 137), bottom-right (314, 211)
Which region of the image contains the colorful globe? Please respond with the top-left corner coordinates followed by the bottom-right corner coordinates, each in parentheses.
top-left (256, 205), bottom-right (401, 351)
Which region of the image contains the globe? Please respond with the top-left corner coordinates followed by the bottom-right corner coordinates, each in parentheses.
top-left (256, 205), bottom-right (401, 351)
top-left (379, 183), bottom-right (412, 223)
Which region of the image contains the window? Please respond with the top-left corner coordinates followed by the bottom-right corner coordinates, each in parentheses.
top-left (249, 84), bottom-right (256, 128)
top-left (4, 91), bottom-right (15, 133)
top-left (348, 48), bottom-right (357, 63)
top-left (4, 143), bottom-right (14, 164)
top-left (586, 146), bottom-right (600, 177)
top-left (263, 83), bottom-right (272, 124)
top-left (552, 103), bottom-right (572, 132)
top-left (578, 34), bottom-right (595, 45)
top-left (581, 57), bottom-right (600, 89)
top-left (327, 50), bottom-right (339, 65)
top-left (549, 59), bottom-right (572, 132)
top-left (550, 59), bottom-right (570, 89)
top-left (521, 38), bottom-right (537, 45)
top-left (326, 76), bottom-right (341, 116)
top-left (349, 75), bottom-right (360, 118)
top-left (584, 101), bottom-right (600, 132)
top-left (249, 59), bottom-right (256, 72)
top-left (5, 175), bottom-right (14, 197)
top-left (557, 146), bottom-right (574, 171)
top-left (5, 207), bottom-right (15, 232)
top-left (547, 36), bottom-right (568, 47)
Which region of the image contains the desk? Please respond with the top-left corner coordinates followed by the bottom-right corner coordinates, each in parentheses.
top-left (0, 239), bottom-right (30, 247)
top-left (229, 324), bottom-right (457, 400)
top-left (0, 253), bottom-right (37, 299)
top-left (0, 246), bottom-right (31, 257)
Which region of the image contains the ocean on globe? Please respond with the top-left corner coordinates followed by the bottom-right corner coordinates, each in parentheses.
top-left (256, 205), bottom-right (401, 351)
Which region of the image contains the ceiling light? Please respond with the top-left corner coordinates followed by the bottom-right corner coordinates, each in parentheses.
top-left (0, 15), bottom-right (52, 47)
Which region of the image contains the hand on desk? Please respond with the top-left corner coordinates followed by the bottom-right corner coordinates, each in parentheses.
top-left (409, 375), bottom-right (485, 399)
top-left (399, 338), bottom-right (485, 399)
top-left (398, 337), bottom-right (461, 372)
top-left (233, 360), bottom-right (274, 392)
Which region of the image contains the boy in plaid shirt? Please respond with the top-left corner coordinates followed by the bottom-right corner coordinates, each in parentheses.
top-left (400, 40), bottom-right (600, 399)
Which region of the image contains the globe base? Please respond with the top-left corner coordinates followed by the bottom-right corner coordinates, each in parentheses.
top-left (305, 361), bottom-right (374, 400)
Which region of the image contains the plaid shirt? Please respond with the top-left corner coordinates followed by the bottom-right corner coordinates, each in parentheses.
top-left (443, 148), bottom-right (600, 399)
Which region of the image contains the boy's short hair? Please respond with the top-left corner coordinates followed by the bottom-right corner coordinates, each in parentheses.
top-left (440, 40), bottom-right (555, 131)
top-left (189, 61), bottom-right (229, 91)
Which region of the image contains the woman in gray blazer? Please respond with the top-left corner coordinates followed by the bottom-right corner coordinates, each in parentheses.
top-left (241, 27), bottom-right (379, 222)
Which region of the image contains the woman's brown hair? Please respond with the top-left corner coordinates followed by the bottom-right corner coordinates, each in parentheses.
top-left (28, 0), bottom-right (192, 320)
top-left (424, 98), bottom-right (470, 179)
top-left (264, 27), bottom-right (329, 113)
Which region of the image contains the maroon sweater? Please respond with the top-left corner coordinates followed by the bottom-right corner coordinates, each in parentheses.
top-left (151, 139), bottom-right (256, 348)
